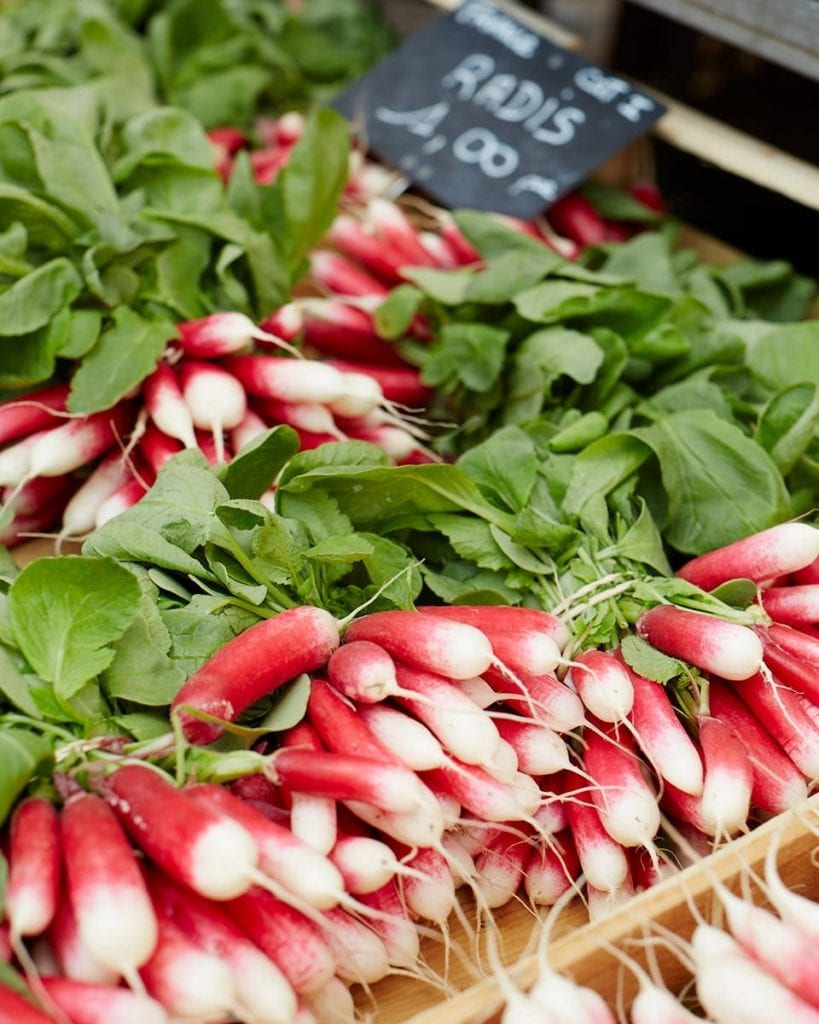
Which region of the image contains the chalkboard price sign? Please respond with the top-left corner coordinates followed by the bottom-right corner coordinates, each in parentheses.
top-left (334, 0), bottom-right (665, 218)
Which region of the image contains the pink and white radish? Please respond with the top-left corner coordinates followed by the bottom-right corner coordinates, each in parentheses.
top-left (60, 792), bottom-right (158, 981)
top-left (6, 798), bottom-right (61, 943)
top-left (142, 363), bottom-right (197, 449)
top-left (636, 605), bottom-right (762, 681)
top-left (677, 523), bottom-right (819, 590)
top-left (566, 650), bottom-right (634, 722)
top-left (59, 452), bottom-right (132, 539)
top-left (177, 361), bottom-right (247, 463)
top-left (40, 977), bottom-right (169, 1024)
top-left (176, 311), bottom-right (300, 359)
top-left (0, 382), bottom-right (69, 446)
top-left (761, 585), bottom-right (819, 627)
top-left (357, 705), bottom-right (448, 771)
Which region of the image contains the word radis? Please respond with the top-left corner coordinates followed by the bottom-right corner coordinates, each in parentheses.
top-left (335, 0), bottom-right (665, 218)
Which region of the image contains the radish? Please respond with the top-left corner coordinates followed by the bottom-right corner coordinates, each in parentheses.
top-left (327, 640), bottom-right (398, 703)
top-left (636, 605), bottom-right (763, 681)
top-left (765, 622), bottom-right (819, 666)
top-left (390, 845), bottom-right (457, 925)
top-left (329, 834), bottom-right (404, 895)
top-left (147, 868), bottom-right (297, 1024)
top-left (524, 830), bottom-right (581, 906)
top-left (278, 722), bottom-right (338, 855)
top-left (0, 431), bottom-right (47, 487)
top-left (259, 302), bottom-right (303, 343)
top-left (94, 474), bottom-right (147, 527)
top-left (697, 716), bottom-right (753, 836)
top-left (418, 603), bottom-right (570, 651)
top-left (419, 229), bottom-right (460, 267)
top-left (565, 798), bottom-right (630, 894)
top-left (59, 451), bottom-right (132, 539)
top-left (582, 721), bottom-right (661, 848)
top-left (357, 704), bottom-right (448, 771)
top-left (794, 556), bottom-right (819, 586)
top-left (692, 923), bottom-right (819, 1024)
top-left (368, 198), bottom-right (439, 267)
top-left (177, 361), bottom-right (246, 463)
top-left (309, 250), bottom-right (390, 297)
top-left (677, 523), bottom-right (819, 590)
top-left (269, 747), bottom-right (437, 816)
top-left (718, 887), bottom-right (819, 1008)
top-left (255, 397), bottom-right (346, 439)
top-left (344, 799), bottom-right (445, 849)
top-left (566, 650), bottom-right (634, 722)
top-left (708, 680), bottom-right (807, 814)
top-left (630, 984), bottom-right (705, 1023)
top-left (623, 661), bottom-right (704, 796)
top-left (495, 719), bottom-right (570, 776)
top-left (24, 403), bottom-right (133, 481)
top-left (0, 984), bottom-right (59, 1023)
top-left (176, 311), bottom-right (300, 359)
top-left (758, 630), bottom-right (819, 704)
top-left (483, 666), bottom-right (586, 732)
top-left (320, 907), bottom-right (390, 985)
top-left (347, 423), bottom-right (436, 462)
top-left (546, 192), bottom-right (607, 246)
top-left (105, 763), bottom-right (260, 900)
top-left (391, 663), bottom-right (502, 766)
top-left (224, 354), bottom-right (350, 405)
top-left (730, 672), bottom-right (819, 780)
top-left (171, 605), bottom-right (340, 743)
top-left (226, 886), bottom-right (337, 995)
top-left (327, 373), bottom-right (391, 419)
top-left (473, 826), bottom-right (533, 909)
top-left (356, 881), bottom-right (420, 968)
top-left (229, 408), bottom-right (269, 452)
top-left (328, 215), bottom-right (406, 284)
top-left (6, 798), bottom-right (61, 942)
top-left (139, 914), bottom-right (237, 1022)
top-left (47, 892), bottom-right (119, 986)
top-left (761, 585), bottom-right (819, 627)
top-left (300, 299), bottom-right (404, 366)
top-left (2, 475), bottom-right (74, 520)
top-left (304, 976), bottom-right (356, 1024)
top-left (40, 978), bottom-right (169, 1024)
top-left (0, 382), bottom-right (69, 445)
top-left (439, 213), bottom-right (482, 264)
top-left (142, 362), bottom-right (197, 449)
top-left (61, 792), bottom-right (158, 981)
top-left (459, 675), bottom-right (497, 709)
top-left (344, 610), bottom-right (496, 680)
top-left (139, 425), bottom-right (182, 475)
top-left (764, 840), bottom-right (819, 943)
top-left (423, 761), bottom-right (529, 823)
top-left (184, 782), bottom-right (344, 910)
top-left (325, 359), bottom-right (432, 407)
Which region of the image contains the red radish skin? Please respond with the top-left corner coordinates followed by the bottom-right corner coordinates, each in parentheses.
top-left (418, 604), bottom-right (570, 651)
top-left (677, 522), bottom-right (819, 590)
top-left (356, 881), bottom-right (420, 968)
top-left (422, 761), bottom-right (527, 823)
top-left (761, 585), bottom-right (819, 627)
top-left (301, 300), bottom-right (405, 366)
top-left (309, 250), bottom-right (390, 298)
top-left (255, 398), bottom-right (345, 439)
top-left (6, 798), bottom-right (61, 940)
top-left (0, 382), bottom-right (69, 446)
top-left (176, 311), bottom-right (263, 358)
top-left (269, 747), bottom-right (436, 815)
top-left (95, 474), bottom-right (148, 527)
top-left (581, 722), bottom-right (661, 849)
top-left (139, 914), bottom-right (236, 1022)
top-left (259, 303), bottom-right (303, 343)
top-left (565, 649), bottom-right (634, 722)
top-left (230, 408), bottom-right (269, 453)
top-left (546, 193), bottom-right (607, 246)
top-left (697, 716), bottom-right (753, 836)
top-left (766, 622), bottom-right (819, 666)
top-left (524, 830), bottom-right (581, 906)
top-left (368, 198), bottom-right (439, 267)
top-left (327, 215), bottom-right (406, 285)
top-left (306, 680), bottom-right (397, 762)
top-left (279, 723), bottom-right (338, 855)
top-left (623, 661), bottom-right (704, 796)
top-left (61, 793), bottom-right (158, 979)
top-left (172, 605), bottom-right (340, 743)
top-left (389, 845), bottom-right (456, 924)
top-left (185, 782), bottom-right (344, 910)
top-left (105, 764), bottom-right (260, 900)
top-left (2, 475), bottom-right (74, 519)
top-left (495, 718), bottom-right (570, 776)
top-left (139, 425), bottom-right (183, 475)
top-left (758, 630), bottom-right (819, 704)
top-left (40, 978), bottom-right (168, 1024)
top-left (0, 983), bottom-right (60, 1023)
top-left (325, 360), bottom-right (432, 407)
top-left (483, 628), bottom-right (562, 677)
top-left (729, 673), bottom-right (819, 780)
top-left (143, 362), bottom-right (197, 449)
top-left (794, 556), bottom-right (819, 586)
top-left (147, 868), bottom-right (297, 1024)
top-left (708, 680), bottom-right (808, 814)
top-left (636, 605), bottom-right (763, 681)
top-left (327, 640), bottom-right (398, 703)
top-left (440, 215), bottom-right (482, 264)
top-left (226, 887), bottom-right (336, 995)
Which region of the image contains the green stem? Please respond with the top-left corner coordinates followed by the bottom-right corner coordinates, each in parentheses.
top-left (0, 714), bottom-right (75, 743)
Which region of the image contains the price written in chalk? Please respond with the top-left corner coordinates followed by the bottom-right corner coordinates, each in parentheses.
top-left (334, 0), bottom-right (665, 217)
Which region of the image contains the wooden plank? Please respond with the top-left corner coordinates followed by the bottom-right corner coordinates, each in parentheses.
top-left (648, 88), bottom-right (819, 212)
top-left (626, 0), bottom-right (819, 81)
top-left (422, 0), bottom-right (581, 50)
